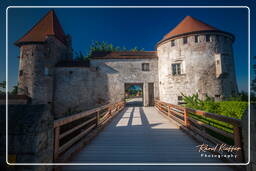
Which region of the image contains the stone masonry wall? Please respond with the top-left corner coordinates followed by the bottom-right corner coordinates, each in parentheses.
top-left (91, 58), bottom-right (159, 106)
top-left (157, 33), bottom-right (238, 104)
top-left (54, 66), bottom-right (109, 119)
top-left (53, 58), bottom-right (159, 118)
top-left (0, 104), bottom-right (53, 171)
top-left (18, 36), bottom-right (69, 105)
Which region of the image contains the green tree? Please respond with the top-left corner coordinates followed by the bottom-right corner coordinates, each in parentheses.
top-left (10, 85), bottom-right (18, 95)
top-left (0, 81), bottom-right (6, 94)
top-left (87, 41), bottom-right (144, 57)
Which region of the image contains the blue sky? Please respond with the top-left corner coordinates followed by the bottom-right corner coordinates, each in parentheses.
top-left (1, 0), bottom-right (255, 93)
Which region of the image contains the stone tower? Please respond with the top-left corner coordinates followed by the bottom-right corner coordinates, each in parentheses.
top-left (157, 16), bottom-right (238, 104)
top-left (15, 10), bottom-right (72, 104)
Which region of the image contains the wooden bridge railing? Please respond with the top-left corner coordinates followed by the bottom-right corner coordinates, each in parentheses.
top-left (53, 101), bottom-right (125, 161)
top-left (155, 100), bottom-right (243, 162)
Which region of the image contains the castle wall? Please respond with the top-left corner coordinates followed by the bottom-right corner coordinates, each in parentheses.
top-left (18, 36), bottom-right (69, 105)
top-left (157, 33), bottom-right (238, 104)
top-left (53, 58), bottom-right (159, 118)
top-left (53, 67), bottom-right (108, 119)
top-left (90, 58), bottom-right (159, 106)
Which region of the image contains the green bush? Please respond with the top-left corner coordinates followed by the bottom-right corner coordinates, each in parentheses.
top-left (181, 94), bottom-right (248, 144)
top-left (181, 93), bottom-right (248, 120)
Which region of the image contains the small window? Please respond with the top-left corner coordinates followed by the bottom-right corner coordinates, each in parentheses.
top-left (178, 96), bottom-right (183, 101)
top-left (183, 37), bottom-right (188, 44)
top-left (171, 40), bottom-right (175, 47)
top-left (19, 70), bottom-right (23, 76)
top-left (172, 63), bottom-right (181, 75)
top-left (206, 35), bottom-right (210, 42)
top-left (215, 95), bottom-right (221, 99)
top-left (195, 35), bottom-right (199, 43)
top-left (142, 63), bottom-right (150, 71)
top-left (44, 67), bottom-right (49, 76)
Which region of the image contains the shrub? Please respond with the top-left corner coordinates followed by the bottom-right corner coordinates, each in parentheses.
top-left (181, 93), bottom-right (248, 120)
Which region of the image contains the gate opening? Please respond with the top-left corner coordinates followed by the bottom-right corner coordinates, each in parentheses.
top-left (124, 83), bottom-right (143, 107)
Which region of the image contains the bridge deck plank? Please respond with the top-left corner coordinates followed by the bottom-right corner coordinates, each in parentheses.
top-left (64, 102), bottom-right (235, 171)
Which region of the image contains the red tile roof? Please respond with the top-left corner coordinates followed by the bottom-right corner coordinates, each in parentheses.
top-left (158, 16), bottom-right (227, 45)
top-left (15, 10), bottom-right (67, 46)
top-left (91, 51), bottom-right (157, 59)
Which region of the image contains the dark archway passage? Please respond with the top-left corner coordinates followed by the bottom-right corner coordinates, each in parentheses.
top-left (124, 83), bottom-right (143, 107)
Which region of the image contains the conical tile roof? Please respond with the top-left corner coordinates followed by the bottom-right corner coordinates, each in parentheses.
top-left (15, 10), bottom-right (67, 46)
top-left (158, 16), bottom-right (229, 45)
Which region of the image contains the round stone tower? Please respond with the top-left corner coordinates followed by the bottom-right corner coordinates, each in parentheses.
top-left (15, 10), bottom-right (71, 104)
top-left (157, 16), bottom-right (238, 104)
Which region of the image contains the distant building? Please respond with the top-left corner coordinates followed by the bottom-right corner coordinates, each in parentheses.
top-left (15, 10), bottom-right (238, 118)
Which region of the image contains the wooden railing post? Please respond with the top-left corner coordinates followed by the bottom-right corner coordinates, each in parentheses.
top-left (54, 127), bottom-right (60, 161)
top-left (184, 108), bottom-right (189, 127)
top-left (233, 126), bottom-right (244, 162)
top-left (109, 106), bottom-right (112, 116)
top-left (96, 111), bottom-right (100, 126)
top-left (167, 105), bottom-right (170, 117)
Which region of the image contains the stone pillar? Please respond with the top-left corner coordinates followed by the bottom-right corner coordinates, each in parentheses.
top-left (143, 82), bottom-right (149, 106)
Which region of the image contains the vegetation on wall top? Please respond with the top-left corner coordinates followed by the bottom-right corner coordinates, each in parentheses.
top-left (74, 41), bottom-right (145, 61)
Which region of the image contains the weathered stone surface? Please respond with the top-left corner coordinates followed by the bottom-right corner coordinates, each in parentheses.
top-left (0, 104), bottom-right (53, 170)
top-left (54, 67), bottom-right (108, 118)
top-left (54, 58), bottom-right (159, 118)
top-left (157, 33), bottom-right (238, 104)
top-left (91, 58), bottom-right (159, 106)
top-left (17, 36), bottom-right (71, 105)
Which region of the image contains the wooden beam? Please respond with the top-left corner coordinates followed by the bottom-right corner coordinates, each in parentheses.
top-left (59, 117), bottom-right (96, 139)
top-left (54, 127), bottom-right (60, 161)
top-left (58, 124), bottom-right (96, 155)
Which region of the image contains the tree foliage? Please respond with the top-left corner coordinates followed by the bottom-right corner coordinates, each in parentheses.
top-left (181, 93), bottom-right (248, 119)
top-left (0, 81), bottom-right (18, 95)
top-left (87, 41), bottom-right (144, 57)
top-left (0, 81), bottom-right (6, 94)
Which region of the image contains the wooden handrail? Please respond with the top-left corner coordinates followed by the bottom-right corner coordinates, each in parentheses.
top-left (155, 100), bottom-right (241, 126)
top-left (53, 101), bottom-right (125, 161)
top-left (155, 99), bottom-right (243, 162)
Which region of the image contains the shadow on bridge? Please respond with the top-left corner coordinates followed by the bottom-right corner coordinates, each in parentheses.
top-left (63, 106), bottom-right (235, 170)
top-left (125, 97), bottom-right (143, 107)
top-left (66, 107), bottom-right (232, 166)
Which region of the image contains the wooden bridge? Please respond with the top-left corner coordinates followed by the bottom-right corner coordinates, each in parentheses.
top-left (53, 98), bottom-right (244, 171)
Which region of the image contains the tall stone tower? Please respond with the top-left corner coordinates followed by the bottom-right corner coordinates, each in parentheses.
top-left (157, 16), bottom-right (238, 104)
top-left (15, 10), bottom-right (72, 104)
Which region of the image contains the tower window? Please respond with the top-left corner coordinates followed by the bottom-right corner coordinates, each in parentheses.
top-left (19, 70), bottom-right (23, 76)
top-left (172, 63), bottom-right (181, 75)
top-left (44, 67), bottom-right (49, 76)
top-left (142, 63), bottom-right (150, 71)
top-left (171, 40), bottom-right (175, 47)
top-left (178, 96), bottom-right (183, 101)
top-left (183, 37), bottom-right (188, 44)
top-left (206, 35), bottom-right (210, 42)
top-left (195, 35), bottom-right (199, 43)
